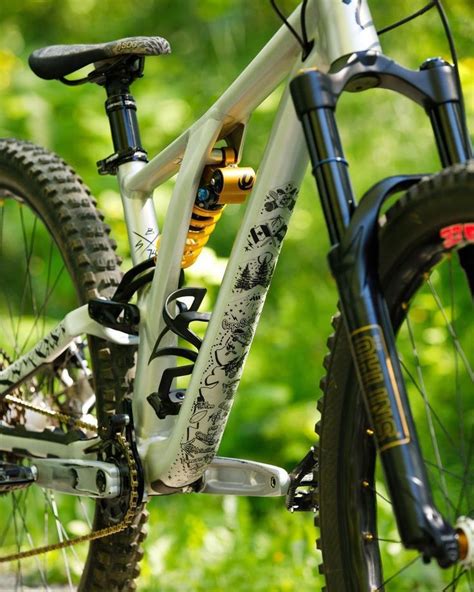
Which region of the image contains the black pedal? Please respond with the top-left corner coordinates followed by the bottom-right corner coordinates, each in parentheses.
top-left (0, 462), bottom-right (36, 493)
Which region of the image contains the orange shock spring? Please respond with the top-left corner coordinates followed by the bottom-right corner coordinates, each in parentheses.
top-left (181, 204), bottom-right (224, 268)
top-left (157, 160), bottom-right (255, 269)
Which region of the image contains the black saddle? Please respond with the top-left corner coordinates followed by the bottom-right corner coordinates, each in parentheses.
top-left (29, 36), bottom-right (171, 80)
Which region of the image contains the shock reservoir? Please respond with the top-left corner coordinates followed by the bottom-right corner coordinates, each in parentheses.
top-left (180, 160), bottom-right (256, 268)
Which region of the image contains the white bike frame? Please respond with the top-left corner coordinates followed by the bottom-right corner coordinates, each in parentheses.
top-left (0, 0), bottom-right (381, 495)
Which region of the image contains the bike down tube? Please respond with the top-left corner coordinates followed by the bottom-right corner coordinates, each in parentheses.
top-left (104, 3), bottom-right (315, 481)
top-left (290, 54), bottom-right (468, 565)
top-left (123, 1), bottom-right (381, 492)
top-left (117, 1), bottom-right (312, 490)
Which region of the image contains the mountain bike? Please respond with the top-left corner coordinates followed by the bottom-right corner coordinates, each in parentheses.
top-left (0, 0), bottom-right (472, 590)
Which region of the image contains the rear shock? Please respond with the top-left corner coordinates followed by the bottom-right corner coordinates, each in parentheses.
top-left (167, 153), bottom-right (256, 269)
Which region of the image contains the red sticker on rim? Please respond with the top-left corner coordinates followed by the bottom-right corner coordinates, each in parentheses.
top-left (440, 223), bottom-right (474, 249)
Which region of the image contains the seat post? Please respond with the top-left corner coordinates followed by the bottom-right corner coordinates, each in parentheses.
top-left (97, 57), bottom-right (148, 175)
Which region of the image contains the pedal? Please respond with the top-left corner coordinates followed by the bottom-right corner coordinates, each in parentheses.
top-left (200, 457), bottom-right (290, 497)
top-left (0, 462), bottom-right (36, 493)
top-left (286, 447), bottom-right (319, 512)
top-left (33, 458), bottom-right (121, 498)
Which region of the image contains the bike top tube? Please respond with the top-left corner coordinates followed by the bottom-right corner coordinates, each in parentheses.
top-left (122, 0), bottom-right (381, 196)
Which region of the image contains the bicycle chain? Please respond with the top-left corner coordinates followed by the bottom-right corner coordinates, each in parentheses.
top-left (0, 393), bottom-right (139, 563)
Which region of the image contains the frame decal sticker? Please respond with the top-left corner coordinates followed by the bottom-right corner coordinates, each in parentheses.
top-left (0, 322), bottom-right (67, 389)
top-left (168, 183), bottom-right (299, 480)
top-left (234, 254), bottom-right (276, 291)
top-left (133, 227), bottom-right (158, 258)
top-left (262, 185), bottom-right (297, 213)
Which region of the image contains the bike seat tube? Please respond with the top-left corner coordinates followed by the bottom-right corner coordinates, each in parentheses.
top-left (106, 93), bottom-right (143, 156)
top-left (97, 59), bottom-right (148, 175)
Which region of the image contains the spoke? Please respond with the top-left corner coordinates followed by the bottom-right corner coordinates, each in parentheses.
top-left (0, 495), bottom-right (16, 545)
top-left (426, 276), bottom-right (474, 381)
top-left (0, 207), bottom-right (17, 350)
top-left (442, 568), bottom-right (469, 591)
top-left (424, 463), bottom-right (458, 515)
top-left (372, 536), bottom-right (402, 544)
top-left (78, 498), bottom-right (92, 530)
top-left (0, 199), bottom-right (3, 254)
top-left (44, 490), bottom-right (74, 590)
top-left (15, 208), bottom-right (38, 351)
top-left (423, 458), bottom-right (473, 484)
top-left (1, 291), bottom-right (17, 351)
top-left (43, 494), bottom-right (50, 590)
top-left (0, 313), bottom-right (14, 349)
top-left (26, 217), bottom-right (39, 342)
top-left (400, 360), bottom-right (460, 456)
top-left (42, 239), bottom-right (55, 341)
top-left (449, 258), bottom-right (466, 467)
top-left (405, 312), bottom-right (452, 519)
top-left (10, 489), bottom-right (51, 590)
top-left (363, 480), bottom-right (393, 506)
top-left (376, 554), bottom-right (421, 590)
top-left (468, 569), bottom-right (474, 592)
top-left (0, 202), bottom-right (18, 349)
top-left (455, 426), bottom-right (473, 516)
top-left (11, 492), bottom-right (24, 591)
top-left (43, 489), bottom-right (83, 588)
top-left (19, 265), bottom-right (65, 356)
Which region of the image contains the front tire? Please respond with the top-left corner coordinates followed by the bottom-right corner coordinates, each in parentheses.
top-left (317, 163), bottom-right (474, 591)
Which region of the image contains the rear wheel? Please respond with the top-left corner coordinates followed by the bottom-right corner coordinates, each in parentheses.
top-left (317, 163), bottom-right (474, 591)
top-left (0, 139), bottom-right (147, 591)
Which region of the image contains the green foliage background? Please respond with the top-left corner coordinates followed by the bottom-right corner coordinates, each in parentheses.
top-left (0, 1), bottom-right (472, 590)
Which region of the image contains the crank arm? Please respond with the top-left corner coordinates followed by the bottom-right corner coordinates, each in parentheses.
top-left (198, 457), bottom-right (290, 497)
top-left (0, 433), bottom-right (118, 495)
top-left (32, 458), bottom-right (121, 498)
top-left (0, 304), bottom-right (138, 395)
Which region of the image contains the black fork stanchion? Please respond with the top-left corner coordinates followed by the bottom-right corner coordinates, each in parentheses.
top-left (420, 58), bottom-right (473, 166)
top-left (290, 52), bottom-right (470, 567)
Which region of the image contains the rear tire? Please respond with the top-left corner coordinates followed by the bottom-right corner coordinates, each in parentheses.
top-left (0, 138), bottom-right (147, 591)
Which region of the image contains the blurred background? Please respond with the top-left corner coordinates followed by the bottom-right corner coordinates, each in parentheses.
top-left (0, 1), bottom-right (472, 590)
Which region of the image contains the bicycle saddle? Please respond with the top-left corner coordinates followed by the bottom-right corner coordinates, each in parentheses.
top-left (28, 36), bottom-right (171, 80)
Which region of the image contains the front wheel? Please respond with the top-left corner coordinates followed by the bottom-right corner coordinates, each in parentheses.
top-left (317, 163), bottom-right (474, 591)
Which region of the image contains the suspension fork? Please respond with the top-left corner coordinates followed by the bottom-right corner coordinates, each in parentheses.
top-left (290, 52), bottom-right (471, 566)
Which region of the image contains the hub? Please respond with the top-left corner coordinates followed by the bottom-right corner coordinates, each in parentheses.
top-left (456, 516), bottom-right (474, 569)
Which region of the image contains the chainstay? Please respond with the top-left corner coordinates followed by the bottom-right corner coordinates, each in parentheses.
top-left (0, 395), bottom-right (139, 563)
top-left (4, 393), bottom-right (98, 431)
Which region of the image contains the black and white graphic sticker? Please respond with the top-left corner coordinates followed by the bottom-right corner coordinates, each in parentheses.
top-left (169, 183), bottom-right (299, 480)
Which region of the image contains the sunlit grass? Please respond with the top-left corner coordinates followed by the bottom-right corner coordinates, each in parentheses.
top-left (138, 494), bottom-right (323, 592)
